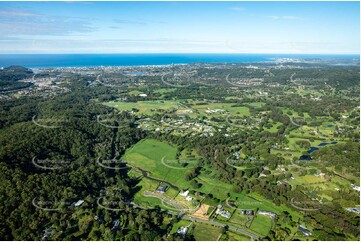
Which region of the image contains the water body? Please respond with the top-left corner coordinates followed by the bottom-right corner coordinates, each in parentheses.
top-left (318, 142), bottom-right (329, 147)
top-left (299, 141), bottom-right (338, 160)
top-left (308, 147), bottom-right (320, 153)
top-left (0, 53), bottom-right (358, 68)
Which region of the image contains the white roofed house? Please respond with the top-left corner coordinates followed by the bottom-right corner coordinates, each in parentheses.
top-left (180, 190), bottom-right (189, 197)
top-left (215, 205), bottom-right (231, 219)
top-left (258, 210), bottom-right (276, 219)
top-left (177, 226), bottom-right (188, 237)
top-left (71, 200), bottom-right (84, 207)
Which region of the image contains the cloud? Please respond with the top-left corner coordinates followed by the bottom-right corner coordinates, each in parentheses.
top-left (0, 38), bottom-right (226, 53)
top-left (114, 19), bottom-right (147, 25)
top-left (109, 26), bottom-right (122, 29)
top-left (282, 16), bottom-right (302, 20)
top-left (0, 9), bottom-right (42, 17)
top-left (0, 8), bottom-right (95, 37)
top-left (230, 7), bottom-right (245, 12)
top-left (268, 15), bottom-right (302, 20)
top-left (113, 19), bottom-right (167, 25)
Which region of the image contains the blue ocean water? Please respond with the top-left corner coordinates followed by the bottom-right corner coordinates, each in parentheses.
top-left (0, 53), bottom-right (358, 68)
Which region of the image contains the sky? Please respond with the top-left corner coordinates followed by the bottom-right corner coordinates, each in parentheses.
top-left (0, 1), bottom-right (359, 54)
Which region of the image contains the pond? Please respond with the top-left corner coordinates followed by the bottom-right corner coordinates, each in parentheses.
top-left (308, 146), bottom-right (319, 153)
top-left (318, 142), bottom-right (328, 146)
top-left (298, 141), bottom-right (338, 160)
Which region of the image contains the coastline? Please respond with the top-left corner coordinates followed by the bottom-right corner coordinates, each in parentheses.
top-left (0, 53), bottom-right (359, 68)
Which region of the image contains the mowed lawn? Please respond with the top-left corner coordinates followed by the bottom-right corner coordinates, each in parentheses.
top-left (192, 222), bottom-right (223, 241)
top-left (249, 214), bottom-right (272, 237)
top-left (196, 174), bottom-right (234, 201)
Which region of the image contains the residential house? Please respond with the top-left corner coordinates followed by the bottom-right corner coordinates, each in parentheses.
top-left (177, 226), bottom-right (188, 237)
top-left (180, 190), bottom-right (189, 197)
top-left (71, 200), bottom-right (84, 207)
top-left (216, 205), bottom-right (231, 219)
top-left (258, 210), bottom-right (276, 219)
top-left (298, 225), bottom-right (312, 236)
top-left (156, 185), bottom-right (168, 193)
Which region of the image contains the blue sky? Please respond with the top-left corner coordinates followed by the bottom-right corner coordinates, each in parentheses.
top-left (0, 1), bottom-right (359, 54)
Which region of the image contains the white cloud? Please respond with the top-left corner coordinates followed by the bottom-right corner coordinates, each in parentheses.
top-left (268, 15), bottom-right (302, 20)
top-left (230, 7), bottom-right (245, 12)
top-left (113, 19), bottom-right (167, 25)
top-left (0, 8), bottom-right (95, 37)
top-left (0, 9), bottom-right (42, 17)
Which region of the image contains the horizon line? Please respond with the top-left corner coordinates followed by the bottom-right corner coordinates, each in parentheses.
top-left (0, 52), bottom-right (359, 55)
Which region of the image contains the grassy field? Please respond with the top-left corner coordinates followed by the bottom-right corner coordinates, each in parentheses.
top-left (195, 174), bottom-right (234, 200)
top-left (170, 220), bottom-right (192, 234)
top-left (153, 88), bottom-right (177, 94)
top-left (103, 100), bottom-right (252, 119)
top-left (228, 211), bottom-right (250, 227)
top-left (228, 193), bottom-right (302, 221)
top-left (288, 174), bottom-right (325, 186)
top-left (249, 214), bottom-right (273, 237)
top-left (128, 169), bottom-right (180, 210)
top-left (103, 100), bottom-right (180, 115)
top-left (220, 231), bottom-right (251, 241)
top-left (128, 90), bottom-right (143, 95)
top-left (264, 121), bottom-right (283, 132)
top-left (192, 222), bottom-right (223, 241)
top-left (170, 220), bottom-right (223, 240)
top-left (189, 102), bottom-right (251, 117)
top-left (246, 102), bottom-right (265, 108)
top-left (123, 139), bottom-right (234, 201)
top-left (122, 139), bottom-right (195, 189)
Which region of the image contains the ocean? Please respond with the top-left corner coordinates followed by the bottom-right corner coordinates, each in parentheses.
top-left (0, 53), bottom-right (358, 68)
